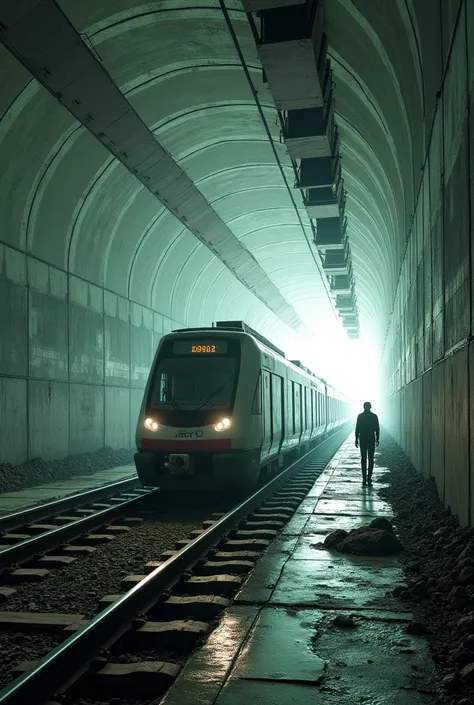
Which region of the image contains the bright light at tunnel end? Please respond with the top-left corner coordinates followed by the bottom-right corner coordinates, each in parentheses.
top-left (288, 334), bottom-right (381, 417)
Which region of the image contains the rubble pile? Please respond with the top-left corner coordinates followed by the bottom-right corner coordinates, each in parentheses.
top-left (378, 434), bottom-right (474, 705)
top-left (324, 517), bottom-right (403, 556)
top-left (0, 447), bottom-right (134, 493)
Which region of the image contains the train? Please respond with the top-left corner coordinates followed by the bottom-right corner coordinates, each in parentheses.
top-left (134, 321), bottom-right (351, 491)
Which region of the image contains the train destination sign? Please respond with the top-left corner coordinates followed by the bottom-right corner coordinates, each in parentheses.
top-left (172, 340), bottom-right (228, 355)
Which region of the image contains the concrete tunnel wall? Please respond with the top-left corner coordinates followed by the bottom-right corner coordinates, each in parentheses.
top-left (381, 1), bottom-right (474, 526)
top-left (0, 241), bottom-right (185, 465)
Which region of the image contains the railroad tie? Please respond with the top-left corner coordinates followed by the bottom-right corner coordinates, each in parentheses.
top-left (2, 568), bottom-right (50, 584)
top-left (13, 660), bottom-right (181, 699)
top-left (64, 618), bottom-right (210, 651)
top-left (149, 595), bottom-right (230, 621)
top-left (182, 574), bottom-right (243, 596)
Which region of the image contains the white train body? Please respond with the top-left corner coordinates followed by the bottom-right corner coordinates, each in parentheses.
top-left (134, 322), bottom-right (351, 490)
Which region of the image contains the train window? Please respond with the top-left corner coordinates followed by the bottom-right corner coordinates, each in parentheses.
top-left (263, 371), bottom-right (272, 448)
top-left (251, 373), bottom-right (262, 414)
top-left (159, 373), bottom-right (168, 402)
top-left (287, 380), bottom-right (294, 435)
top-left (149, 356), bottom-right (238, 410)
top-left (303, 387), bottom-right (309, 430)
top-left (271, 374), bottom-right (283, 440)
top-left (293, 382), bottom-right (301, 435)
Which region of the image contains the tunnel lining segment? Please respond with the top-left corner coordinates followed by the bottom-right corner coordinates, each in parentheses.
top-left (0, 0), bottom-right (309, 336)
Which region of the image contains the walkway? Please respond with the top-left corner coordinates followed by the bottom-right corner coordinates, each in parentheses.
top-left (0, 465), bottom-right (136, 517)
top-left (162, 439), bottom-right (436, 705)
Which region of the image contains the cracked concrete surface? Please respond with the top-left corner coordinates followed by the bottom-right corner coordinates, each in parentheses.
top-left (161, 440), bottom-right (438, 705)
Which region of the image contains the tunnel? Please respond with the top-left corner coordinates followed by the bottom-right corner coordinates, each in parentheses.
top-left (0, 0), bottom-right (473, 525)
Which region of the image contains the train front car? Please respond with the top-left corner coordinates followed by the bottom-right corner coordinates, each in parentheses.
top-left (134, 326), bottom-right (262, 491)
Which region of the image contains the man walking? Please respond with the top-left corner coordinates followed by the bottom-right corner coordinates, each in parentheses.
top-left (355, 402), bottom-right (380, 486)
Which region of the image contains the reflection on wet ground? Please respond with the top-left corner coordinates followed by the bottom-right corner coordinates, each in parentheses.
top-left (161, 440), bottom-right (437, 705)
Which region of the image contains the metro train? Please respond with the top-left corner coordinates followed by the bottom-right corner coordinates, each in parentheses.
top-left (134, 321), bottom-right (351, 491)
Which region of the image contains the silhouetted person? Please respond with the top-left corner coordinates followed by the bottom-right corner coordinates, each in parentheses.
top-left (355, 402), bottom-right (380, 486)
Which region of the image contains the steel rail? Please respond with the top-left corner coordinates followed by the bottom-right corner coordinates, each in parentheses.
top-left (0, 424), bottom-right (350, 705)
top-left (0, 477), bottom-right (140, 533)
top-left (0, 487), bottom-right (159, 570)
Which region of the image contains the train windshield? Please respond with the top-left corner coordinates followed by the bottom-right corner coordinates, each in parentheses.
top-left (149, 356), bottom-right (237, 411)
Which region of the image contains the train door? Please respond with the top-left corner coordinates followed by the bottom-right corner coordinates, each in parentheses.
top-left (308, 388), bottom-right (312, 438)
top-left (293, 382), bottom-right (302, 440)
top-left (270, 374), bottom-right (283, 456)
top-left (262, 370), bottom-right (272, 460)
top-left (287, 379), bottom-right (294, 446)
top-left (301, 386), bottom-right (306, 438)
top-left (302, 387), bottom-right (311, 441)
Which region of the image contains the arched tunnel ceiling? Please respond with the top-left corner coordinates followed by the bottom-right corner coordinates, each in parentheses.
top-left (0, 0), bottom-right (430, 376)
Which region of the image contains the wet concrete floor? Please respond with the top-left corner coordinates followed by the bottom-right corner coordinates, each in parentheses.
top-left (161, 439), bottom-right (437, 705)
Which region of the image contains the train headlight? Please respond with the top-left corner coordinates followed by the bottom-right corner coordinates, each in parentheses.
top-left (214, 417), bottom-right (231, 432)
top-left (144, 417), bottom-right (159, 432)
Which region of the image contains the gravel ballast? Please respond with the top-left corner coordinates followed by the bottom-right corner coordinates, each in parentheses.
top-left (377, 433), bottom-right (474, 705)
top-left (0, 506), bottom-right (208, 690)
top-left (0, 447), bottom-right (135, 494)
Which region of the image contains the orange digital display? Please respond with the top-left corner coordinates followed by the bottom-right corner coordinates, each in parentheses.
top-left (172, 340), bottom-right (228, 355)
top-left (192, 345), bottom-right (217, 353)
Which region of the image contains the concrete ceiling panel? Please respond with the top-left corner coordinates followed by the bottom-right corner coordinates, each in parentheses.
top-left (0, 0), bottom-right (435, 360)
top-left (0, 74), bottom-right (75, 256)
top-left (181, 140), bottom-right (287, 182)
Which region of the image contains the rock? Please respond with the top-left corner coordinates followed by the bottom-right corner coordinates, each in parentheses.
top-left (412, 581), bottom-right (429, 598)
top-left (434, 527), bottom-right (451, 538)
top-left (89, 656), bottom-right (108, 672)
top-left (333, 615), bottom-right (357, 628)
top-left (457, 614), bottom-right (474, 635)
top-left (441, 673), bottom-right (459, 691)
top-left (405, 561), bottom-right (421, 574)
top-left (405, 621), bottom-right (429, 636)
top-left (323, 529), bottom-right (348, 549)
top-left (392, 585), bottom-right (404, 597)
top-left (464, 634), bottom-right (474, 651)
top-left (369, 517), bottom-right (394, 533)
top-left (460, 662), bottom-right (474, 684)
top-left (458, 567), bottom-right (474, 586)
top-left (450, 586), bottom-right (468, 599)
top-left (457, 557), bottom-right (474, 571)
top-left (453, 649), bottom-right (473, 666)
top-left (339, 528), bottom-right (402, 556)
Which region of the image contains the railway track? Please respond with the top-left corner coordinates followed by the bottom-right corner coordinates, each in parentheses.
top-left (0, 478), bottom-right (158, 576)
top-left (0, 425), bottom-right (349, 705)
